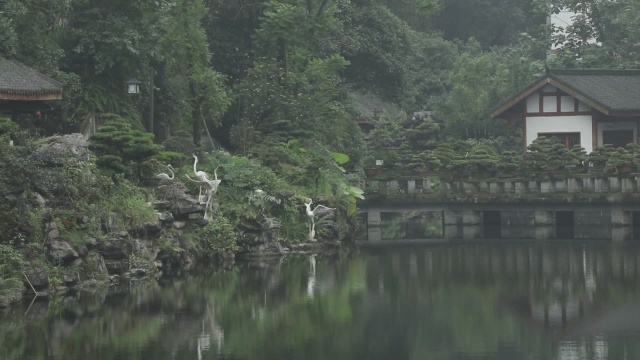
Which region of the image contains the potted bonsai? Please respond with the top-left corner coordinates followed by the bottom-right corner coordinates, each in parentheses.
top-left (496, 151), bottom-right (523, 178)
top-left (466, 145), bottom-right (498, 178)
top-left (588, 144), bottom-right (615, 173)
top-left (569, 144), bottom-right (588, 173)
top-left (605, 148), bottom-right (636, 174)
top-left (525, 137), bottom-right (554, 175)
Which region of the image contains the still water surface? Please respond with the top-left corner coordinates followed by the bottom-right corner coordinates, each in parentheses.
top-left (3, 242), bottom-right (640, 360)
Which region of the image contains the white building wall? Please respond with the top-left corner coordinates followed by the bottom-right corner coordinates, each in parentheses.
top-left (597, 121), bottom-right (638, 146)
top-left (526, 93), bottom-right (539, 112)
top-left (526, 115), bottom-right (594, 152)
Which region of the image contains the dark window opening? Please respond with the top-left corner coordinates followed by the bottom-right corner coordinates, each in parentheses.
top-left (556, 211), bottom-right (575, 239)
top-left (482, 211), bottom-right (501, 239)
top-left (602, 129), bottom-right (634, 148)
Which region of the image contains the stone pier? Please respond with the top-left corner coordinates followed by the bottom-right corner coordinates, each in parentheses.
top-left (611, 208), bottom-right (631, 242)
top-left (462, 209), bottom-right (481, 240)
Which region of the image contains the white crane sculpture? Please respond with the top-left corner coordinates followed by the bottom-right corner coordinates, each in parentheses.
top-left (192, 154), bottom-right (211, 202)
top-left (185, 166), bottom-right (221, 221)
top-left (304, 199), bottom-right (335, 242)
top-left (155, 164), bottom-right (175, 182)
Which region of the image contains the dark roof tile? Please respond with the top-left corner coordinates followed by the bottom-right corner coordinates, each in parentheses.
top-left (0, 57), bottom-right (62, 99)
top-left (551, 70), bottom-right (640, 113)
top-left (492, 69), bottom-right (640, 117)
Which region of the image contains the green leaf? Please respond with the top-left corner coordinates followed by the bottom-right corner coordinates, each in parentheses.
top-left (347, 202), bottom-right (357, 217)
top-left (331, 152), bottom-right (350, 164)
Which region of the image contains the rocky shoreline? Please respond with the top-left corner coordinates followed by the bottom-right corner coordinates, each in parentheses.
top-left (0, 134), bottom-right (351, 310)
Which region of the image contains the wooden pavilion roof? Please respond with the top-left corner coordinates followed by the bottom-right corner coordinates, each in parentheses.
top-left (0, 57), bottom-right (62, 101)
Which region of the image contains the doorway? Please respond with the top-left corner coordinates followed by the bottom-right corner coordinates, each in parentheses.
top-left (603, 129), bottom-right (634, 148)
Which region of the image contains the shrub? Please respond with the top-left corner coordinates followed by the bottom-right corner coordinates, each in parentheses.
top-left (89, 114), bottom-right (161, 182)
top-left (193, 215), bottom-right (238, 256)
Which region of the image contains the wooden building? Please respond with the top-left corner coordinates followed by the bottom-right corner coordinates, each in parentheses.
top-left (0, 56), bottom-right (63, 123)
top-left (492, 69), bottom-right (640, 153)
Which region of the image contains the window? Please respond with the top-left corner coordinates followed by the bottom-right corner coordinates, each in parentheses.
top-left (603, 130), bottom-right (634, 148)
top-left (538, 132), bottom-right (580, 148)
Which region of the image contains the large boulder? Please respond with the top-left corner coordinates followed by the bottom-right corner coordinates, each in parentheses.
top-left (24, 266), bottom-right (50, 289)
top-left (158, 183), bottom-right (205, 218)
top-left (96, 231), bottom-right (130, 260)
top-left (48, 240), bottom-right (79, 263)
top-left (35, 133), bottom-right (90, 161)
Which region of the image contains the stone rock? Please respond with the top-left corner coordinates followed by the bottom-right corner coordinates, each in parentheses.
top-left (143, 221), bottom-right (162, 235)
top-left (32, 192), bottom-right (46, 207)
top-left (41, 209), bottom-right (53, 222)
top-left (35, 133), bottom-right (90, 161)
top-left (104, 259), bottom-right (128, 275)
top-left (101, 213), bottom-right (120, 233)
top-left (132, 220), bottom-right (162, 237)
top-left (124, 268), bottom-right (147, 279)
top-left (173, 221), bottom-right (187, 229)
top-left (24, 266), bottom-right (49, 289)
top-left (157, 212), bottom-right (174, 224)
top-left (70, 258), bottom-right (83, 267)
top-left (47, 228), bottom-right (60, 241)
top-left (194, 219), bottom-right (209, 227)
top-left (62, 273), bottom-right (79, 286)
top-left (77, 215), bottom-right (90, 229)
top-left (48, 241), bottom-right (79, 263)
top-left (97, 234), bottom-right (129, 260)
top-left (85, 237), bottom-right (99, 248)
top-left (83, 252), bottom-right (108, 277)
top-left (158, 183), bottom-right (205, 218)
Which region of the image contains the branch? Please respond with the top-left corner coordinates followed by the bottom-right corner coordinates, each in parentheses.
top-left (316, 0), bottom-right (330, 18)
top-left (23, 272), bottom-right (38, 295)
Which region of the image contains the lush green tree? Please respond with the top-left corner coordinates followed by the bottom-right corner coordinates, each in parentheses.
top-left (158, 0), bottom-right (231, 146)
top-left (438, 41), bottom-right (544, 139)
top-left (338, 2), bottom-right (457, 109)
top-left (436, 0), bottom-right (546, 48)
top-left (377, 0), bottom-right (440, 32)
top-left (231, 0), bottom-right (364, 162)
top-left (545, 0), bottom-right (640, 68)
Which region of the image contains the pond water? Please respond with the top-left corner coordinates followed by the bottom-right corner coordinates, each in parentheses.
top-left (3, 242), bottom-right (640, 360)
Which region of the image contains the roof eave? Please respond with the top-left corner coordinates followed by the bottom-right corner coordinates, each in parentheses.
top-left (491, 74), bottom-right (615, 118)
top-left (546, 74), bottom-right (611, 115)
top-left (0, 91), bottom-right (62, 101)
top-left (490, 75), bottom-right (550, 119)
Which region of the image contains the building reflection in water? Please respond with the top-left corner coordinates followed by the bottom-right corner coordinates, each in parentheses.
top-left (558, 337), bottom-right (608, 360)
top-left (361, 243), bottom-right (640, 359)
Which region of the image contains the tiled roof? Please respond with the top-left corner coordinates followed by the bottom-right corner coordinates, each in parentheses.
top-left (350, 91), bottom-right (403, 120)
top-left (0, 57), bottom-right (62, 100)
top-left (551, 70), bottom-right (640, 114)
top-left (492, 69), bottom-right (640, 118)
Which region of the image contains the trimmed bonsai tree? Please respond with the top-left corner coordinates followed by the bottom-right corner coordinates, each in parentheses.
top-left (496, 151), bottom-right (523, 177)
top-left (605, 147), bottom-right (636, 174)
top-left (89, 114), bottom-right (162, 182)
top-left (524, 137), bottom-right (554, 173)
top-left (466, 145), bottom-right (498, 177)
top-left (588, 144), bottom-right (616, 171)
top-left (569, 144), bottom-right (588, 172)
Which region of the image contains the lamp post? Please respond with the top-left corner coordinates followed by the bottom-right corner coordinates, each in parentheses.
top-left (127, 77), bottom-right (154, 135)
top-left (127, 78), bottom-right (141, 94)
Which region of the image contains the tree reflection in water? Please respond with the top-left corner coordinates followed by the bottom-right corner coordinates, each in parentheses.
top-left (2, 243), bottom-right (640, 360)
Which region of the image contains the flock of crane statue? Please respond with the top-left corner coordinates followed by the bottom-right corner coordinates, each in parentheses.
top-left (156, 154), bottom-right (335, 240)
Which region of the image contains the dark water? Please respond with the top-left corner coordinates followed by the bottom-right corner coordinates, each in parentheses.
top-left (3, 242), bottom-right (640, 360)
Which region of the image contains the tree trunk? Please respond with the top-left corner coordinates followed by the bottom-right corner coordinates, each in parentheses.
top-left (193, 102), bottom-right (202, 147)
